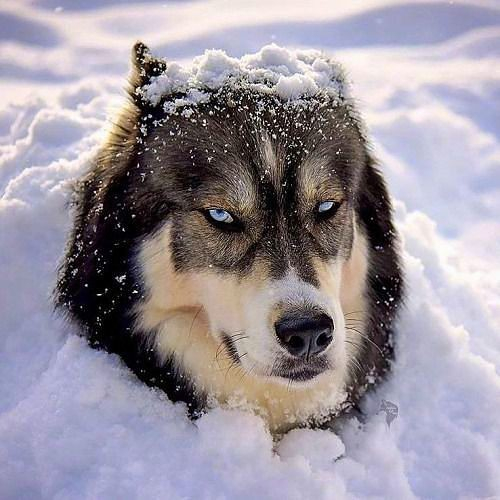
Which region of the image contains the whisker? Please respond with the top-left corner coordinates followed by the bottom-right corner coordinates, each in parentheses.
top-left (229, 334), bottom-right (248, 342)
top-left (347, 356), bottom-right (364, 377)
top-left (240, 361), bottom-right (258, 383)
top-left (225, 329), bottom-right (245, 337)
top-left (346, 327), bottom-right (384, 356)
top-left (214, 340), bottom-right (227, 368)
top-left (225, 351), bottom-right (247, 380)
top-left (344, 310), bottom-right (365, 317)
top-left (345, 339), bottom-right (362, 347)
top-left (187, 306), bottom-right (203, 342)
top-left (214, 330), bottom-right (246, 364)
top-left (235, 355), bottom-right (251, 383)
top-left (345, 339), bottom-right (365, 357)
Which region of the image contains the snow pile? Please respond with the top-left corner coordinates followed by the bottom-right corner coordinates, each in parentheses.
top-left (141, 43), bottom-right (348, 109)
top-left (1, 1), bottom-right (500, 499)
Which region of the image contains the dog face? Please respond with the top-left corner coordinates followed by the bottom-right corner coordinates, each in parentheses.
top-left (134, 90), bottom-right (369, 392)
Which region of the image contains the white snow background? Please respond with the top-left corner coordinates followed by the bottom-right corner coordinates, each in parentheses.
top-left (1, 1), bottom-right (500, 499)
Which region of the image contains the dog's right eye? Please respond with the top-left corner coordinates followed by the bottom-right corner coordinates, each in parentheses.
top-left (204, 208), bottom-right (243, 232)
top-left (208, 208), bottom-right (233, 224)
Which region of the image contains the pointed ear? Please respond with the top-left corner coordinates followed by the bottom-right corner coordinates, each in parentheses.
top-left (129, 41), bottom-right (167, 94)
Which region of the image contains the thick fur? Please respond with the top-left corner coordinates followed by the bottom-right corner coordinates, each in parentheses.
top-left (56, 43), bottom-right (404, 431)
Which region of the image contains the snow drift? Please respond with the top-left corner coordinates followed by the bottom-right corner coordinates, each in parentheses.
top-left (1, 1), bottom-right (499, 499)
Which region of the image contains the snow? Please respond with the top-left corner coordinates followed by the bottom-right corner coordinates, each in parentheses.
top-left (141, 44), bottom-right (347, 109)
top-left (1, 0), bottom-right (500, 499)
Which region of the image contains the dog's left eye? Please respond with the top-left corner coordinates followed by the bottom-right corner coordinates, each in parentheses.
top-left (316, 200), bottom-right (340, 218)
top-left (318, 201), bottom-right (335, 213)
top-left (207, 208), bottom-right (234, 224)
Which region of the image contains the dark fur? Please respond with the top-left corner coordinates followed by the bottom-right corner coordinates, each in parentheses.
top-left (56, 43), bottom-right (404, 419)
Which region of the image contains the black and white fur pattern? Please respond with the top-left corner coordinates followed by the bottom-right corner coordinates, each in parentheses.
top-left (56, 43), bottom-right (404, 432)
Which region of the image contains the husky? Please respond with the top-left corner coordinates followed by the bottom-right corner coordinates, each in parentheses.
top-left (56, 42), bottom-right (404, 432)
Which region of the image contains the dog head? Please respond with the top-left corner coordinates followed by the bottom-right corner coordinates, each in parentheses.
top-left (130, 44), bottom-right (370, 389)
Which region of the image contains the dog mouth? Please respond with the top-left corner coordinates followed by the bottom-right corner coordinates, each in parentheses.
top-left (220, 332), bottom-right (331, 382)
top-left (270, 356), bottom-right (330, 382)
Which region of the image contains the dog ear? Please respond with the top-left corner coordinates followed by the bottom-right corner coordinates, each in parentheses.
top-left (354, 150), bottom-right (404, 376)
top-left (129, 42), bottom-right (167, 103)
top-left (55, 160), bottom-right (134, 340)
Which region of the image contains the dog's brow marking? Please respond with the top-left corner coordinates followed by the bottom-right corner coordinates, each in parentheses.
top-left (298, 151), bottom-right (344, 203)
top-left (204, 164), bottom-right (257, 215)
top-left (260, 134), bottom-right (284, 190)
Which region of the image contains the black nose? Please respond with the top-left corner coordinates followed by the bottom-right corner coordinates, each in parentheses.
top-left (275, 313), bottom-right (334, 358)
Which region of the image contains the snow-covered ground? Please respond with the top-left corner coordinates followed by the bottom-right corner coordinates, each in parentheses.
top-left (1, 0), bottom-right (500, 498)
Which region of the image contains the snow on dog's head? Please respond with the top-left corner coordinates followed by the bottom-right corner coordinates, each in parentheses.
top-left (138, 42), bottom-right (349, 107)
top-left (56, 42), bottom-right (403, 431)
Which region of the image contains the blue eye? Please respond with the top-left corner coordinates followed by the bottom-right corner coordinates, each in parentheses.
top-left (208, 208), bottom-right (234, 224)
top-left (318, 201), bottom-right (335, 213)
